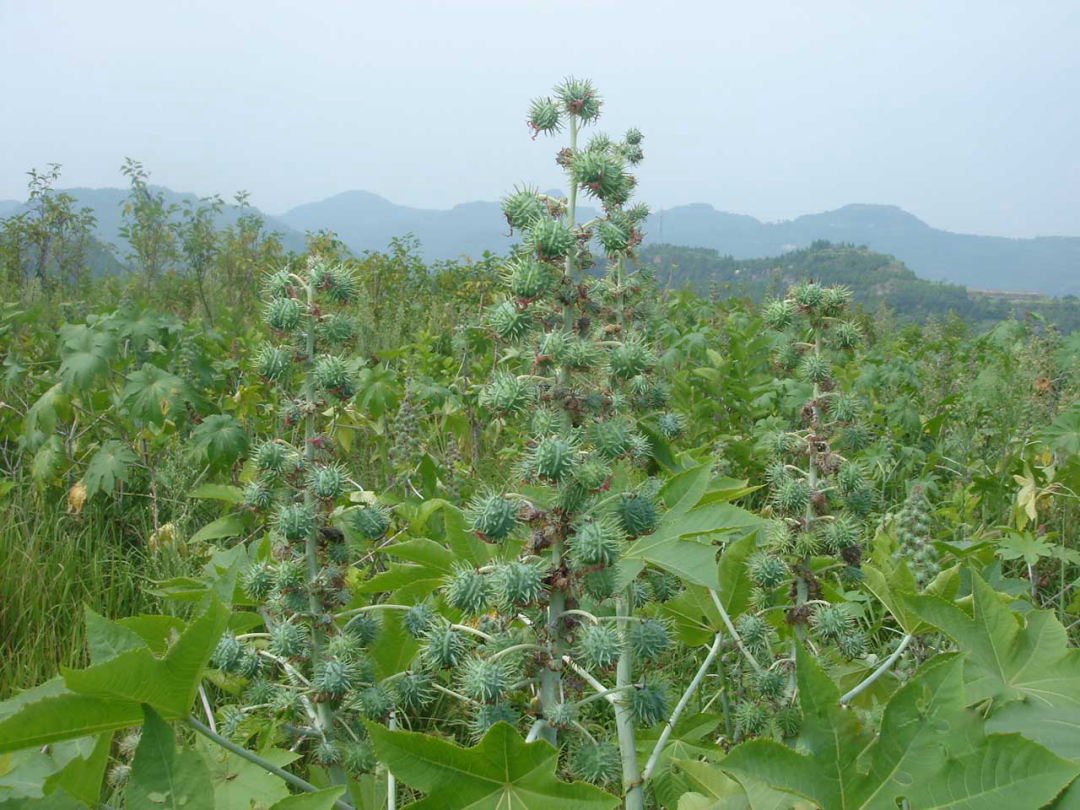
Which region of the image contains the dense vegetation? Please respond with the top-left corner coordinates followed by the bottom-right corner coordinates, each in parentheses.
top-left (3, 80), bottom-right (1080, 810)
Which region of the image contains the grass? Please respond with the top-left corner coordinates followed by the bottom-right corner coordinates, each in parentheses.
top-left (0, 486), bottom-right (189, 698)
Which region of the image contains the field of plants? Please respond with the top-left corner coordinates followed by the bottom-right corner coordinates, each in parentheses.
top-left (3, 79), bottom-right (1080, 810)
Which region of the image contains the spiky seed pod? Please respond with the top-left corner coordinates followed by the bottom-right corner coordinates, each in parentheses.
top-left (582, 567), bottom-right (618, 600)
top-left (527, 98), bottom-right (562, 136)
top-left (211, 634), bottom-right (244, 672)
top-left (244, 678), bottom-right (277, 706)
top-left (444, 566), bottom-right (491, 615)
top-left (563, 335), bottom-right (600, 370)
top-left (844, 486), bottom-right (876, 517)
top-left (318, 313), bottom-right (354, 345)
top-left (276, 503), bottom-right (316, 543)
top-left (527, 435), bottom-right (578, 482)
top-left (279, 590), bottom-right (309, 614)
top-left (341, 740), bottom-right (377, 774)
top-left (345, 613), bottom-right (380, 647)
top-left (837, 461), bottom-right (867, 495)
top-left (830, 393), bottom-right (861, 423)
top-left (261, 268), bottom-right (294, 299)
top-left (351, 503), bottom-right (390, 540)
top-left (763, 298), bottom-right (796, 329)
top-left (575, 623), bottom-right (622, 669)
top-left (799, 352), bottom-right (831, 384)
top-left (470, 703), bottom-right (519, 740)
top-left (313, 658), bottom-right (355, 697)
top-left (465, 492), bottom-right (519, 541)
top-left (314, 355), bottom-right (355, 399)
top-left (627, 580), bottom-right (650, 610)
top-left (763, 518), bottom-right (792, 551)
top-left (505, 258), bottom-right (552, 300)
top-left (608, 339), bottom-right (654, 379)
top-left (839, 423), bottom-right (872, 453)
top-left (646, 570), bottom-right (681, 603)
top-left (460, 657), bottom-right (514, 703)
top-left (736, 614), bottom-right (768, 653)
top-left (108, 764), bottom-right (133, 788)
top-left (525, 217), bottom-right (575, 262)
top-left (893, 485), bottom-right (940, 587)
top-left (486, 300), bottom-right (533, 342)
top-left (546, 701), bottom-right (577, 730)
top-left (614, 492), bottom-right (659, 537)
top-left (630, 683), bottom-right (668, 727)
top-left (254, 344), bottom-right (290, 381)
top-left (119, 730), bottom-right (141, 759)
top-left (242, 481), bottom-right (275, 511)
top-left (776, 340), bottom-right (803, 371)
top-left (575, 455), bottom-right (613, 491)
top-left (326, 633), bottom-right (365, 663)
top-left (823, 514), bottom-right (862, 554)
top-left (735, 701), bottom-right (771, 737)
top-left (591, 419), bottom-right (634, 459)
top-left (775, 705), bottom-right (803, 737)
top-left (492, 561), bottom-right (546, 606)
top-left (269, 620), bottom-right (308, 658)
top-left (556, 77), bottom-right (602, 121)
top-left (832, 320), bottom-right (862, 350)
top-left (658, 412), bottom-right (687, 439)
top-left (236, 649), bottom-right (262, 679)
top-left (794, 530), bottom-right (822, 558)
top-left (307, 465), bottom-right (344, 501)
top-left (821, 285), bottom-right (852, 315)
top-left (773, 478), bottom-right (811, 515)
top-left (568, 518), bottom-right (624, 568)
top-left (596, 218), bottom-right (631, 255)
top-left (355, 685), bottom-right (394, 719)
top-left (264, 296), bottom-right (303, 332)
top-left (629, 619), bottom-right (670, 662)
top-left (810, 604), bottom-right (854, 642)
top-left (793, 282), bottom-right (825, 310)
top-left (242, 563), bottom-right (275, 600)
top-left (748, 553), bottom-right (788, 589)
top-left (837, 629), bottom-right (869, 660)
top-left (254, 440), bottom-right (289, 479)
top-left (537, 331), bottom-right (568, 364)
top-left (402, 602), bottom-right (437, 639)
top-left (313, 263), bottom-right (358, 304)
top-left (755, 668), bottom-right (787, 701)
top-left (626, 201), bottom-right (650, 224)
top-left (569, 741), bottom-right (620, 785)
top-left (529, 405), bottom-right (564, 437)
top-left (394, 671), bottom-right (435, 710)
top-left (273, 558), bottom-right (306, 591)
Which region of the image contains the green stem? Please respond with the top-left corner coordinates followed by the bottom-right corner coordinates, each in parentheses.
top-left (614, 593), bottom-right (643, 810)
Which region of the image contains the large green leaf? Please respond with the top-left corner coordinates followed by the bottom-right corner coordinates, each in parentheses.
top-left (84, 607), bottom-right (147, 665)
top-left (861, 560), bottom-right (959, 636)
top-left (674, 757), bottom-right (806, 810)
top-left (122, 364), bottom-right (194, 426)
top-left (190, 415), bottom-right (247, 470)
top-left (366, 721), bottom-right (618, 810)
top-left (195, 736), bottom-right (298, 809)
top-left (721, 649), bottom-right (1077, 809)
top-left (0, 598), bottom-right (228, 753)
top-left (124, 706), bottom-right (214, 810)
top-left (57, 325), bottom-right (116, 393)
top-left (268, 787), bottom-right (347, 810)
top-left (81, 440), bottom-right (138, 499)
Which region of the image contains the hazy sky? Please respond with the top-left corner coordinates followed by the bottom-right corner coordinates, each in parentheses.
top-left (1, 0), bottom-right (1077, 238)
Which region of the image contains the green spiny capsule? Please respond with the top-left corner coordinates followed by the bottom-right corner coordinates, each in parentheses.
top-left (569, 741), bottom-right (620, 785)
top-left (278, 590), bottom-right (309, 614)
top-left (563, 336), bottom-right (600, 370)
top-left (264, 296), bottom-right (303, 332)
top-left (528, 435), bottom-right (578, 482)
top-left (318, 313), bottom-right (354, 345)
top-left (308, 465), bottom-right (344, 501)
top-left (646, 570), bottom-right (681, 603)
top-left (242, 481), bottom-right (275, 511)
top-left (220, 707), bottom-right (244, 737)
top-left (575, 455), bottom-right (612, 491)
top-left (402, 602), bottom-right (436, 638)
top-left (395, 671), bottom-right (435, 710)
top-left (243, 678), bottom-right (277, 705)
top-left (269, 621), bottom-right (308, 658)
top-left (355, 685), bottom-right (393, 719)
top-left (630, 683), bottom-right (668, 726)
top-left (773, 478), bottom-right (811, 515)
top-left (529, 405), bottom-right (564, 436)
top-left (273, 558), bottom-right (306, 591)
top-left (587, 132), bottom-right (613, 152)
top-left (810, 604), bottom-right (854, 642)
top-left (327, 633), bottom-right (365, 663)
top-left (492, 561), bottom-right (546, 606)
top-left (775, 705), bottom-right (803, 737)
top-left (627, 579), bottom-right (651, 610)
top-left (596, 218), bottom-right (631, 255)
top-left (764, 518), bottom-right (792, 551)
top-left (832, 320), bottom-right (862, 350)
top-left (794, 530), bottom-right (822, 558)
top-left (793, 282), bottom-right (825, 310)
top-left (254, 344), bottom-right (290, 381)
top-left (823, 514), bottom-right (861, 553)
top-left (608, 339), bottom-right (654, 379)
top-left (582, 566), bottom-right (617, 600)
top-left (314, 658), bottom-right (355, 697)
top-left (321, 265), bottom-right (358, 304)
top-left (837, 461), bottom-right (866, 495)
top-left (629, 619), bottom-right (669, 662)
top-left (546, 701), bottom-right (577, 729)
top-left (422, 625), bottom-right (468, 669)
top-left (821, 285), bottom-right (852, 315)
top-left (735, 701), bottom-right (771, 736)
top-left (844, 486), bottom-right (876, 517)
top-left (837, 629), bottom-right (869, 660)
top-left (481, 370), bottom-right (529, 414)
top-left (776, 340), bottom-right (802, 370)
top-left (460, 657), bottom-right (513, 703)
top-left (505, 258), bottom-right (552, 300)
top-left (568, 518), bottom-right (624, 568)
top-left (502, 186), bottom-right (546, 232)
top-left (525, 217), bottom-right (575, 262)
top-left (527, 98), bottom-right (562, 136)
top-left (624, 126), bottom-right (644, 146)
top-left (341, 740), bottom-right (376, 774)
top-left (571, 150), bottom-right (623, 198)
top-left (470, 703), bottom-right (519, 740)
top-left (615, 492), bottom-right (659, 537)
top-left (486, 300), bottom-right (533, 342)
top-left (755, 668), bottom-right (786, 701)
top-left (211, 634), bottom-right (244, 672)
top-left (241, 563), bottom-right (275, 600)
top-left (255, 440), bottom-right (289, 479)
top-left (444, 567), bottom-right (491, 614)
top-left (799, 352), bottom-right (831, 383)
top-left (465, 492), bottom-right (519, 541)
top-left (556, 77), bottom-right (602, 121)
top-left (314, 355), bottom-right (354, 399)
top-left (591, 419), bottom-right (634, 459)
top-left (576, 623), bottom-right (622, 670)
top-left (658, 412), bottom-right (686, 439)
top-left (108, 764), bottom-right (132, 788)
top-left (275, 503), bottom-right (315, 543)
top-left (839, 423), bottom-right (872, 453)
top-left (626, 201), bottom-right (650, 224)
top-left (830, 393), bottom-right (861, 422)
top-left (736, 614), bottom-right (768, 651)
top-left (537, 330), bottom-right (568, 364)
top-left (351, 503), bottom-right (390, 540)
top-left (345, 613), bottom-right (380, 647)
top-left (261, 268), bottom-right (293, 299)
top-left (763, 298), bottom-right (795, 329)
top-left (236, 649), bottom-right (262, 679)
top-left (748, 553), bottom-right (788, 589)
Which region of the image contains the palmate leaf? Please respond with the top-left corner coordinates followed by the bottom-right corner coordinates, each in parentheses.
top-left (81, 440), bottom-right (139, 499)
top-left (910, 571), bottom-right (1080, 761)
top-left (194, 736), bottom-right (299, 810)
top-left (1040, 404), bottom-right (1080, 455)
top-left (674, 757), bottom-right (807, 810)
top-left (365, 721), bottom-right (618, 810)
top-left (190, 415), bottom-right (247, 470)
top-left (721, 648), bottom-right (1077, 810)
top-left (122, 364), bottom-right (195, 426)
top-left (56, 324), bottom-right (116, 393)
top-left (125, 706), bottom-right (213, 810)
top-left (0, 598), bottom-right (228, 753)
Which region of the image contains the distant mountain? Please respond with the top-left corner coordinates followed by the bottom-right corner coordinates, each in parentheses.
top-left (0, 200), bottom-right (21, 217)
